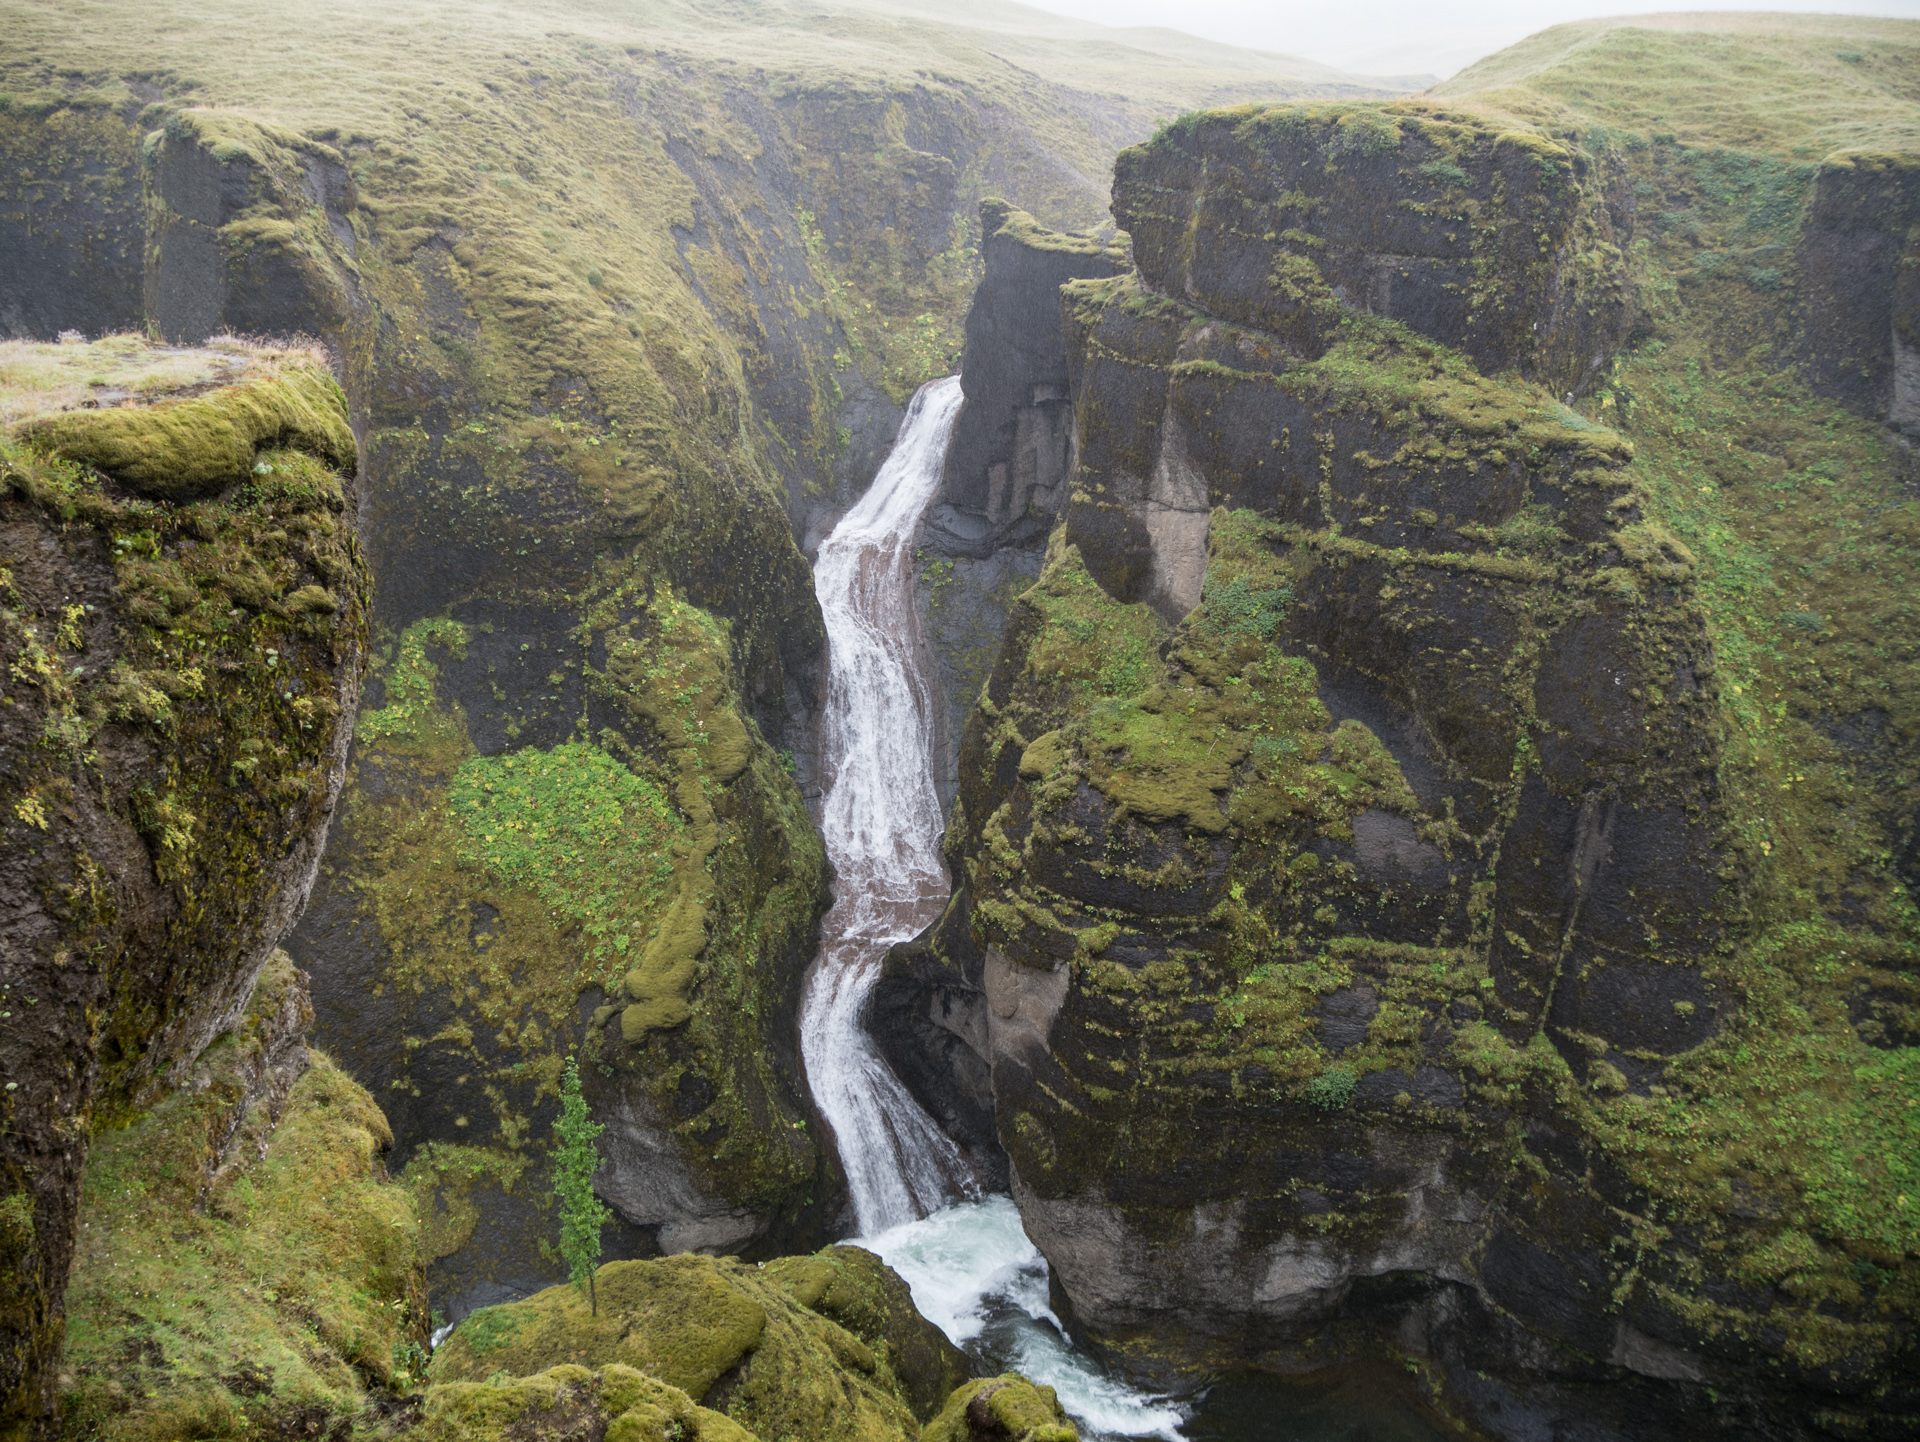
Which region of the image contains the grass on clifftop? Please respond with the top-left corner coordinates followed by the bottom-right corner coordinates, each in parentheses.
top-left (0, 334), bottom-right (328, 428)
top-left (1434, 12), bottom-right (1920, 157)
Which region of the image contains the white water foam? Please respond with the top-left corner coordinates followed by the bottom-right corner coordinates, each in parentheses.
top-left (865, 1198), bottom-right (1189, 1442)
top-left (801, 374), bottom-right (1189, 1440)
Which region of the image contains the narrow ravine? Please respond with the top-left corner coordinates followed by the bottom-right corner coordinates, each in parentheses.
top-left (800, 375), bottom-right (1186, 1442)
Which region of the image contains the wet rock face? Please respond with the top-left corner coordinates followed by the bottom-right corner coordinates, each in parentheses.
top-left (1113, 107), bottom-right (1636, 400)
top-left (884, 101), bottom-right (1920, 1439)
top-left (942, 201), bottom-right (1130, 541)
top-left (0, 103), bottom-right (146, 340)
top-left (916, 205), bottom-right (1129, 813)
top-left (1792, 153), bottom-right (1920, 431)
top-left (0, 363), bottom-right (373, 1433)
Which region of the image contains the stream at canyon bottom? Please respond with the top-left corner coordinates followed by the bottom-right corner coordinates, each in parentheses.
top-left (798, 377), bottom-right (1446, 1442)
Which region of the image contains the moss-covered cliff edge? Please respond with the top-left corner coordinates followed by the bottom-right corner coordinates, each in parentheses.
top-left (885, 17), bottom-right (1920, 1440)
top-left (1, 339), bottom-right (376, 1434)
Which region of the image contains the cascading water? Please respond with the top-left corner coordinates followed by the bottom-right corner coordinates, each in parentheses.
top-left (800, 374), bottom-right (977, 1234)
top-left (800, 375), bottom-right (1186, 1441)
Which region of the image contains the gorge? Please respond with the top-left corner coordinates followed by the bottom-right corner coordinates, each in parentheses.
top-left (2, 5), bottom-right (1919, 1442)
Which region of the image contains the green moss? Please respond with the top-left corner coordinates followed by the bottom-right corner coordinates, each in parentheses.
top-left (759, 1245), bottom-right (969, 1421)
top-left (56, 956), bottom-right (425, 1440)
top-left (18, 362), bottom-right (354, 501)
top-left (430, 1249), bottom-right (949, 1442)
top-left (923, 1376), bottom-right (1079, 1442)
top-left (411, 1364), bottom-right (751, 1442)
top-left (398, 1143), bottom-right (534, 1267)
top-left (354, 616), bottom-right (470, 758)
top-left (341, 578), bottom-right (825, 1219)
top-left (451, 742), bottom-right (684, 988)
top-left (1305, 1063), bottom-right (1357, 1110)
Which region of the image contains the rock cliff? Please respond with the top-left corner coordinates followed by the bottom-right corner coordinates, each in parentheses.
top-left (0, 339), bottom-right (375, 1432)
top-left (886, 68), bottom-right (1920, 1442)
top-left (0, 1), bottom-right (1405, 1422)
top-left (913, 202), bottom-right (1129, 813)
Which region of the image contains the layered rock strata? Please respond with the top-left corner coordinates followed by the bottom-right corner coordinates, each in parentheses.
top-left (916, 202), bottom-right (1129, 812)
top-left (885, 101), bottom-right (1920, 1439)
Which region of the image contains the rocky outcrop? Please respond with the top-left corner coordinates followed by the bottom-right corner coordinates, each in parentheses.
top-left (885, 98), bottom-right (1920, 1440)
top-left (55, 952), bottom-right (428, 1440)
top-left (0, 94), bottom-right (146, 340)
top-left (941, 201), bottom-right (1130, 548)
top-left (1792, 152), bottom-right (1920, 432)
top-left (429, 1244), bottom-right (969, 1442)
top-left (923, 1376), bottom-right (1079, 1442)
top-left (0, 348), bottom-right (374, 1433)
top-left (1115, 106), bottom-right (1636, 402)
top-left (914, 204), bottom-right (1129, 812)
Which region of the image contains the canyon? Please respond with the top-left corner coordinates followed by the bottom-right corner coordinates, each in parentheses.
top-left (2, 6), bottom-right (1917, 1442)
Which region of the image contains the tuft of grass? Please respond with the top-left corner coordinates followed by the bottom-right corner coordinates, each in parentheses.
top-left (1306, 1064), bottom-right (1357, 1110)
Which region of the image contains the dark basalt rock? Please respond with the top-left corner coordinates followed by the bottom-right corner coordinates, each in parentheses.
top-left (916, 204), bottom-right (1129, 813)
top-left (942, 200), bottom-right (1130, 533)
top-left (875, 100), bottom-right (1920, 1442)
top-left (0, 368), bottom-right (373, 1433)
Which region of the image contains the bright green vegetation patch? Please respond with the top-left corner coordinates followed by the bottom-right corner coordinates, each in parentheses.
top-left (1435, 12), bottom-right (1920, 157)
top-left (57, 956), bottom-right (425, 1441)
top-left (451, 742), bottom-right (683, 985)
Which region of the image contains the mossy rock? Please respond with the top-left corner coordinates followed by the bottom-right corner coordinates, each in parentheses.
top-left (412, 1363), bottom-right (753, 1442)
top-left (17, 361), bottom-right (355, 500)
top-left (56, 956), bottom-right (426, 1440)
top-left (761, 1244), bottom-right (971, 1421)
top-left (924, 1376), bottom-right (1079, 1442)
top-left (431, 1247), bottom-right (953, 1442)
top-left (3, 358), bottom-right (372, 1436)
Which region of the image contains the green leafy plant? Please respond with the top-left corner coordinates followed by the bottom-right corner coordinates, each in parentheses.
top-left (1306, 1064), bottom-right (1358, 1110)
top-left (554, 1056), bottom-right (612, 1314)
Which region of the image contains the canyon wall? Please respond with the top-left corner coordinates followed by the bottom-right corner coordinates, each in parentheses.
top-left (0, 8), bottom-right (1398, 1426)
top-left (887, 93), bottom-right (1920, 1440)
top-left (0, 350), bottom-right (377, 1431)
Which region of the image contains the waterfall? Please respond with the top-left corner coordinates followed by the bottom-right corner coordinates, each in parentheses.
top-left (800, 374), bottom-right (1188, 1440)
top-left (800, 374), bottom-right (976, 1235)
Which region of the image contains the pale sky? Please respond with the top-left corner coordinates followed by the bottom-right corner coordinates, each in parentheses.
top-left (1021, 0), bottom-right (1920, 79)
